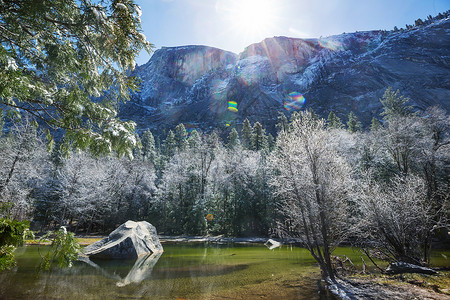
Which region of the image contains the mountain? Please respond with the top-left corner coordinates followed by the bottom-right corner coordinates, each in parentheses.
top-left (119, 18), bottom-right (450, 133)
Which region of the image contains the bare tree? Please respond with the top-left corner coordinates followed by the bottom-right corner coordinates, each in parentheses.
top-left (356, 174), bottom-right (446, 265)
top-left (0, 120), bottom-right (51, 220)
top-left (269, 111), bottom-right (352, 280)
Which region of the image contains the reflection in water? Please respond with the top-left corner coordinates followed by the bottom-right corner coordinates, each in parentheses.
top-left (0, 244), bottom-right (345, 299)
top-left (116, 252), bottom-right (162, 287)
top-left (78, 252), bottom-right (162, 287)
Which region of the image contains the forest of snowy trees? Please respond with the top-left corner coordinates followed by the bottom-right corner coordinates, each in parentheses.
top-left (0, 88), bottom-right (448, 269)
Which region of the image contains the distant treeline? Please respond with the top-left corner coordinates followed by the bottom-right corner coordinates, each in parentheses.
top-left (0, 88), bottom-right (448, 267)
top-left (394, 10), bottom-right (450, 31)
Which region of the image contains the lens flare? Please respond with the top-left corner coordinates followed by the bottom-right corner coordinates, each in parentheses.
top-left (318, 38), bottom-right (343, 51)
top-left (206, 214), bottom-right (214, 221)
top-left (284, 92), bottom-right (305, 111)
top-left (228, 101), bottom-right (238, 112)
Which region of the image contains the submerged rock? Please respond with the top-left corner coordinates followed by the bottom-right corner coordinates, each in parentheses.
top-left (82, 220), bottom-right (163, 259)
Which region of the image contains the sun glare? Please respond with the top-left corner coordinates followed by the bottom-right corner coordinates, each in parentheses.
top-left (217, 0), bottom-right (278, 39)
top-left (231, 0), bottom-right (274, 33)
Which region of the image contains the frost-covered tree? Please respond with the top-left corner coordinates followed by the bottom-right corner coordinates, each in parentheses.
top-left (156, 141), bottom-right (213, 234)
top-left (377, 114), bottom-right (425, 177)
top-left (0, 0), bottom-right (151, 156)
top-left (54, 152), bottom-right (109, 231)
top-left (356, 174), bottom-right (444, 265)
top-left (269, 111), bottom-right (352, 280)
top-left (419, 106), bottom-right (449, 203)
top-left (0, 119), bottom-right (51, 221)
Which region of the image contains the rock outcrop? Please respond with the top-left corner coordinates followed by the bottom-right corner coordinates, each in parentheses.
top-left (120, 18), bottom-right (450, 133)
top-left (82, 220), bottom-right (163, 259)
top-left (264, 239), bottom-right (282, 250)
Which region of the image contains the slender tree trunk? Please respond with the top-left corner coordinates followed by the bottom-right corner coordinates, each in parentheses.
top-left (0, 153), bottom-right (20, 196)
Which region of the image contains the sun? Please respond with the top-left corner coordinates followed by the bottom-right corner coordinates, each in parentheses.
top-left (217, 0), bottom-right (278, 39)
top-left (230, 0), bottom-right (275, 34)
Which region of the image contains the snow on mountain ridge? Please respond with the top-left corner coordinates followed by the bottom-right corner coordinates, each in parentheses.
top-left (121, 18), bottom-right (450, 133)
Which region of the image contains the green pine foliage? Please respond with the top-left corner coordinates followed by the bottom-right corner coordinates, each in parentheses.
top-left (0, 202), bottom-right (32, 271)
top-left (163, 130), bottom-right (176, 157)
top-left (188, 129), bottom-right (201, 149)
top-left (0, 109), bottom-right (4, 136)
top-left (327, 111), bottom-right (344, 129)
top-left (267, 133), bottom-right (275, 152)
top-left (370, 117), bottom-right (382, 131)
top-left (241, 118), bottom-right (253, 150)
top-left (226, 128), bottom-right (240, 149)
top-left (141, 129), bottom-right (156, 161)
top-left (347, 111), bottom-right (362, 133)
top-left (174, 124), bottom-right (188, 151)
top-left (38, 227), bottom-right (81, 271)
top-left (0, 0), bottom-right (152, 157)
top-left (276, 113), bottom-right (289, 133)
top-left (252, 122), bottom-right (268, 151)
top-left (380, 87), bottom-right (414, 120)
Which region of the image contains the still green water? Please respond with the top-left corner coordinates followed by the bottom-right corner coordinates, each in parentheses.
top-left (0, 243), bottom-right (448, 299)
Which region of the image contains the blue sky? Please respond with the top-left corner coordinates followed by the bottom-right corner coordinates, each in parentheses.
top-left (135, 0), bottom-right (449, 65)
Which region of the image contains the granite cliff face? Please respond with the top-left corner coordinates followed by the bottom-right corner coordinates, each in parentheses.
top-left (120, 18), bottom-right (450, 132)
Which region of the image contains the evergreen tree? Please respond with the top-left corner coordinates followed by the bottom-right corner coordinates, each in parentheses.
top-left (50, 140), bottom-right (65, 169)
top-left (347, 111), bottom-right (362, 133)
top-left (241, 118), bottom-right (253, 150)
top-left (276, 113), bottom-right (289, 133)
top-left (164, 130), bottom-right (176, 157)
top-left (174, 124), bottom-right (188, 151)
top-left (132, 134), bottom-right (142, 160)
top-left (188, 129), bottom-right (201, 149)
top-left (327, 111), bottom-right (344, 129)
top-left (0, 0), bottom-right (152, 156)
top-left (380, 87), bottom-right (414, 121)
top-left (370, 117), bottom-right (382, 132)
top-left (252, 122), bottom-right (268, 151)
top-left (267, 133), bottom-right (275, 152)
top-left (226, 128), bottom-right (240, 149)
top-left (207, 132), bottom-right (221, 150)
top-left (141, 129), bottom-right (156, 161)
top-left (0, 109), bottom-right (4, 136)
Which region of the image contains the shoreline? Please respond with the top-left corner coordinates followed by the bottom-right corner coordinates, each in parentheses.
top-left (326, 274), bottom-right (450, 300)
top-left (24, 235), bottom-right (449, 299)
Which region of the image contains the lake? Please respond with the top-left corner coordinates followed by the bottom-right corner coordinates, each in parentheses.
top-left (1, 243), bottom-right (448, 299)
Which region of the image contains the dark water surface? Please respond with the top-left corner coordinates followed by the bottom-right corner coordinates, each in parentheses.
top-left (2, 243), bottom-right (447, 299)
top-left (0, 243), bottom-right (338, 299)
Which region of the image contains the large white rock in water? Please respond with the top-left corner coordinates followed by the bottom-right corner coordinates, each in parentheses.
top-left (83, 221), bottom-right (163, 259)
